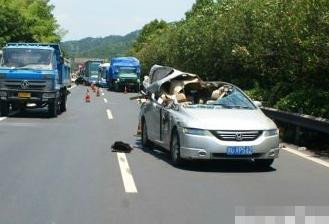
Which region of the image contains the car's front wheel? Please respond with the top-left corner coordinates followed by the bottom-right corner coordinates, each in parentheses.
top-left (170, 131), bottom-right (184, 167)
top-left (141, 120), bottom-right (152, 148)
top-left (254, 159), bottom-right (274, 168)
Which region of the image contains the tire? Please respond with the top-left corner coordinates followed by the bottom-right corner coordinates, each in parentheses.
top-left (141, 120), bottom-right (152, 148)
top-left (48, 99), bottom-right (58, 118)
top-left (254, 159), bottom-right (274, 168)
top-left (60, 92), bottom-right (67, 113)
top-left (170, 130), bottom-right (184, 167)
top-left (0, 101), bottom-right (10, 116)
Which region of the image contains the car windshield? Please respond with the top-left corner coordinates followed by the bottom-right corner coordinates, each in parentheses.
top-left (209, 87), bottom-right (255, 109)
top-left (2, 48), bottom-right (52, 69)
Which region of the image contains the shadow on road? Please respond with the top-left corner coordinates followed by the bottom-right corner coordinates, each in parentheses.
top-left (134, 139), bottom-right (276, 173)
top-left (7, 108), bottom-right (54, 119)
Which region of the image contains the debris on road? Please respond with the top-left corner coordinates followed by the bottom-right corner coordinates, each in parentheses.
top-left (111, 141), bottom-right (133, 153)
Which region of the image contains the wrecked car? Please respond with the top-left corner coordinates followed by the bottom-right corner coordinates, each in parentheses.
top-left (138, 65), bottom-right (280, 167)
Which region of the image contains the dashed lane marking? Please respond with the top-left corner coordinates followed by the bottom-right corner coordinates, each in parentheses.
top-left (117, 153), bottom-right (138, 193)
top-left (106, 109), bottom-right (113, 120)
top-left (283, 147), bottom-right (329, 169)
top-left (0, 117), bottom-right (7, 122)
top-left (104, 98), bottom-right (108, 103)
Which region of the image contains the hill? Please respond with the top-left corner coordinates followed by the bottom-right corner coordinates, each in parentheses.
top-left (62, 30), bottom-right (139, 60)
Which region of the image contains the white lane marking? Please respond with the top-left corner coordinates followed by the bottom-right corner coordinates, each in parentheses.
top-left (102, 93), bottom-right (105, 96)
top-left (117, 153), bottom-right (138, 193)
top-left (104, 98), bottom-right (108, 103)
top-left (106, 109), bottom-right (113, 120)
top-left (0, 117), bottom-right (7, 122)
top-left (283, 147), bottom-right (329, 169)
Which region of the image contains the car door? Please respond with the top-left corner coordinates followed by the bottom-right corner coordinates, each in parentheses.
top-left (144, 97), bottom-right (161, 142)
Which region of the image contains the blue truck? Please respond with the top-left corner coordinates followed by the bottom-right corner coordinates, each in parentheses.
top-left (0, 43), bottom-right (71, 117)
top-left (107, 57), bottom-right (141, 92)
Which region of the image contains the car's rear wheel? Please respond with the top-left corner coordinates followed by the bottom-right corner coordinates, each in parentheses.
top-left (141, 120), bottom-right (152, 148)
top-left (170, 131), bottom-right (184, 167)
top-left (254, 159), bottom-right (274, 168)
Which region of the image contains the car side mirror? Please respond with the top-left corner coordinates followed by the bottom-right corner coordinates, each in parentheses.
top-left (253, 101), bottom-right (262, 107)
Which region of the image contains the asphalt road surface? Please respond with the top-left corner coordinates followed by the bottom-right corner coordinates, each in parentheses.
top-left (0, 86), bottom-right (329, 224)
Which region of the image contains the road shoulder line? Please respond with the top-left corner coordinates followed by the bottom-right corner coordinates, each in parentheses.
top-left (117, 153), bottom-right (138, 193)
top-left (0, 117), bottom-right (7, 122)
top-left (283, 147), bottom-right (329, 169)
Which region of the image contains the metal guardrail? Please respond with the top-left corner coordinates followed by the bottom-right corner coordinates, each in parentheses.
top-left (262, 107), bottom-right (329, 134)
top-left (261, 107), bottom-right (329, 141)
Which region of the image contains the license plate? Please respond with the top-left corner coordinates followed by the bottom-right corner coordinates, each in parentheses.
top-left (226, 146), bottom-right (253, 155)
top-left (18, 92), bottom-right (31, 98)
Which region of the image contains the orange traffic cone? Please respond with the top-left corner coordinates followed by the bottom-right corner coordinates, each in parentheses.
top-left (96, 87), bottom-right (100, 97)
top-left (85, 89), bottom-right (91, 103)
top-left (124, 86), bottom-right (127, 94)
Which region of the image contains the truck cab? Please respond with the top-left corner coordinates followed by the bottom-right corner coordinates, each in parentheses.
top-left (0, 43), bottom-right (70, 117)
top-left (83, 59), bottom-right (103, 86)
top-left (107, 57), bottom-right (141, 92)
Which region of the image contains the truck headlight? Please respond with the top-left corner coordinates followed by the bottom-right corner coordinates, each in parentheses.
top-left (183, 128), bottom-right (207, 136)
top-left (264, 129), bottom-right (279, 137)
top-left (0, 91), bottom-right (7, 97)
top-left (43, 93), bottom-right (56, 98)
top-left (43, 74), bottom-right (53, 79)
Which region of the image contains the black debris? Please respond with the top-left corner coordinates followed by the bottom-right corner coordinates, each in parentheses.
top-left (111, 141), bottom-right (133, 153)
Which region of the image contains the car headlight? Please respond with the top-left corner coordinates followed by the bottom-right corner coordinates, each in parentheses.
top-left (183, 128), bottom-right (207, 136)
top-left (116, 78), bottom-right (120, 82)
top-left (43, 93), bottom-right (56, 98)
top-left (264, 129), bottom-right (279, 137)
top-left (137, 79), bottom-right (140, 83)
top-left (0, 73), bottom-right (6, 79)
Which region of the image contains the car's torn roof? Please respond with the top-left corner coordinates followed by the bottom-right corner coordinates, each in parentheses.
top-left (145, 65), bottom-right (202, 93)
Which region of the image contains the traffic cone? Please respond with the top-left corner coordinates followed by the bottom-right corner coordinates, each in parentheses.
top-left (96, 87), bottom-right (100, 97)
top-left (124, 86), bottom-right (127, 94)
top-left (85, 89), bottom-right (91, 103)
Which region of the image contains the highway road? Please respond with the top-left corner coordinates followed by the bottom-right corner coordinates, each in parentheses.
top-left (0, 86), bottom-right (329, 224)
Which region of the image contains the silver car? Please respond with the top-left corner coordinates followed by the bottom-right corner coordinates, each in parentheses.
top-left (139, 65), bottom-right (280, 167)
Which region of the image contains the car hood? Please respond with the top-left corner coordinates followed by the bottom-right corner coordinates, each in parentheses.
top-left (181, 107), bottom-right (276, 130)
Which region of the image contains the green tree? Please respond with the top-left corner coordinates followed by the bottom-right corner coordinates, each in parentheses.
top-left (0, 0), bottom-right (61, 47)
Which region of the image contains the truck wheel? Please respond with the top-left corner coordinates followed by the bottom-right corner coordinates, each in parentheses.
top-left (48, 99), bottom-right (58, 118)
top-left (114, 83), bottom-right (119, 92)
top-left (0, 101), bottom-right (10, 116)
top-left (60, 93), bottom-right (67, 113)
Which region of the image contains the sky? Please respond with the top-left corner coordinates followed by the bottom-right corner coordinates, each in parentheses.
top-left (49, 0), bottom-right (196, 41)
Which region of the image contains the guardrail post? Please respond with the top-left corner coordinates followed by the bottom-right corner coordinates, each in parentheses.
top-left (294, 126), bottom-right (301, 145)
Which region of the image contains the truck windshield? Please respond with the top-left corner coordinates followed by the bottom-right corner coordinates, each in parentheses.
top-left (90, 63), bottom-right (100, 72)
top-left (2, 48), bottom-right (52, 69)
top-left (119, 68), bottom-right (136, 74)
